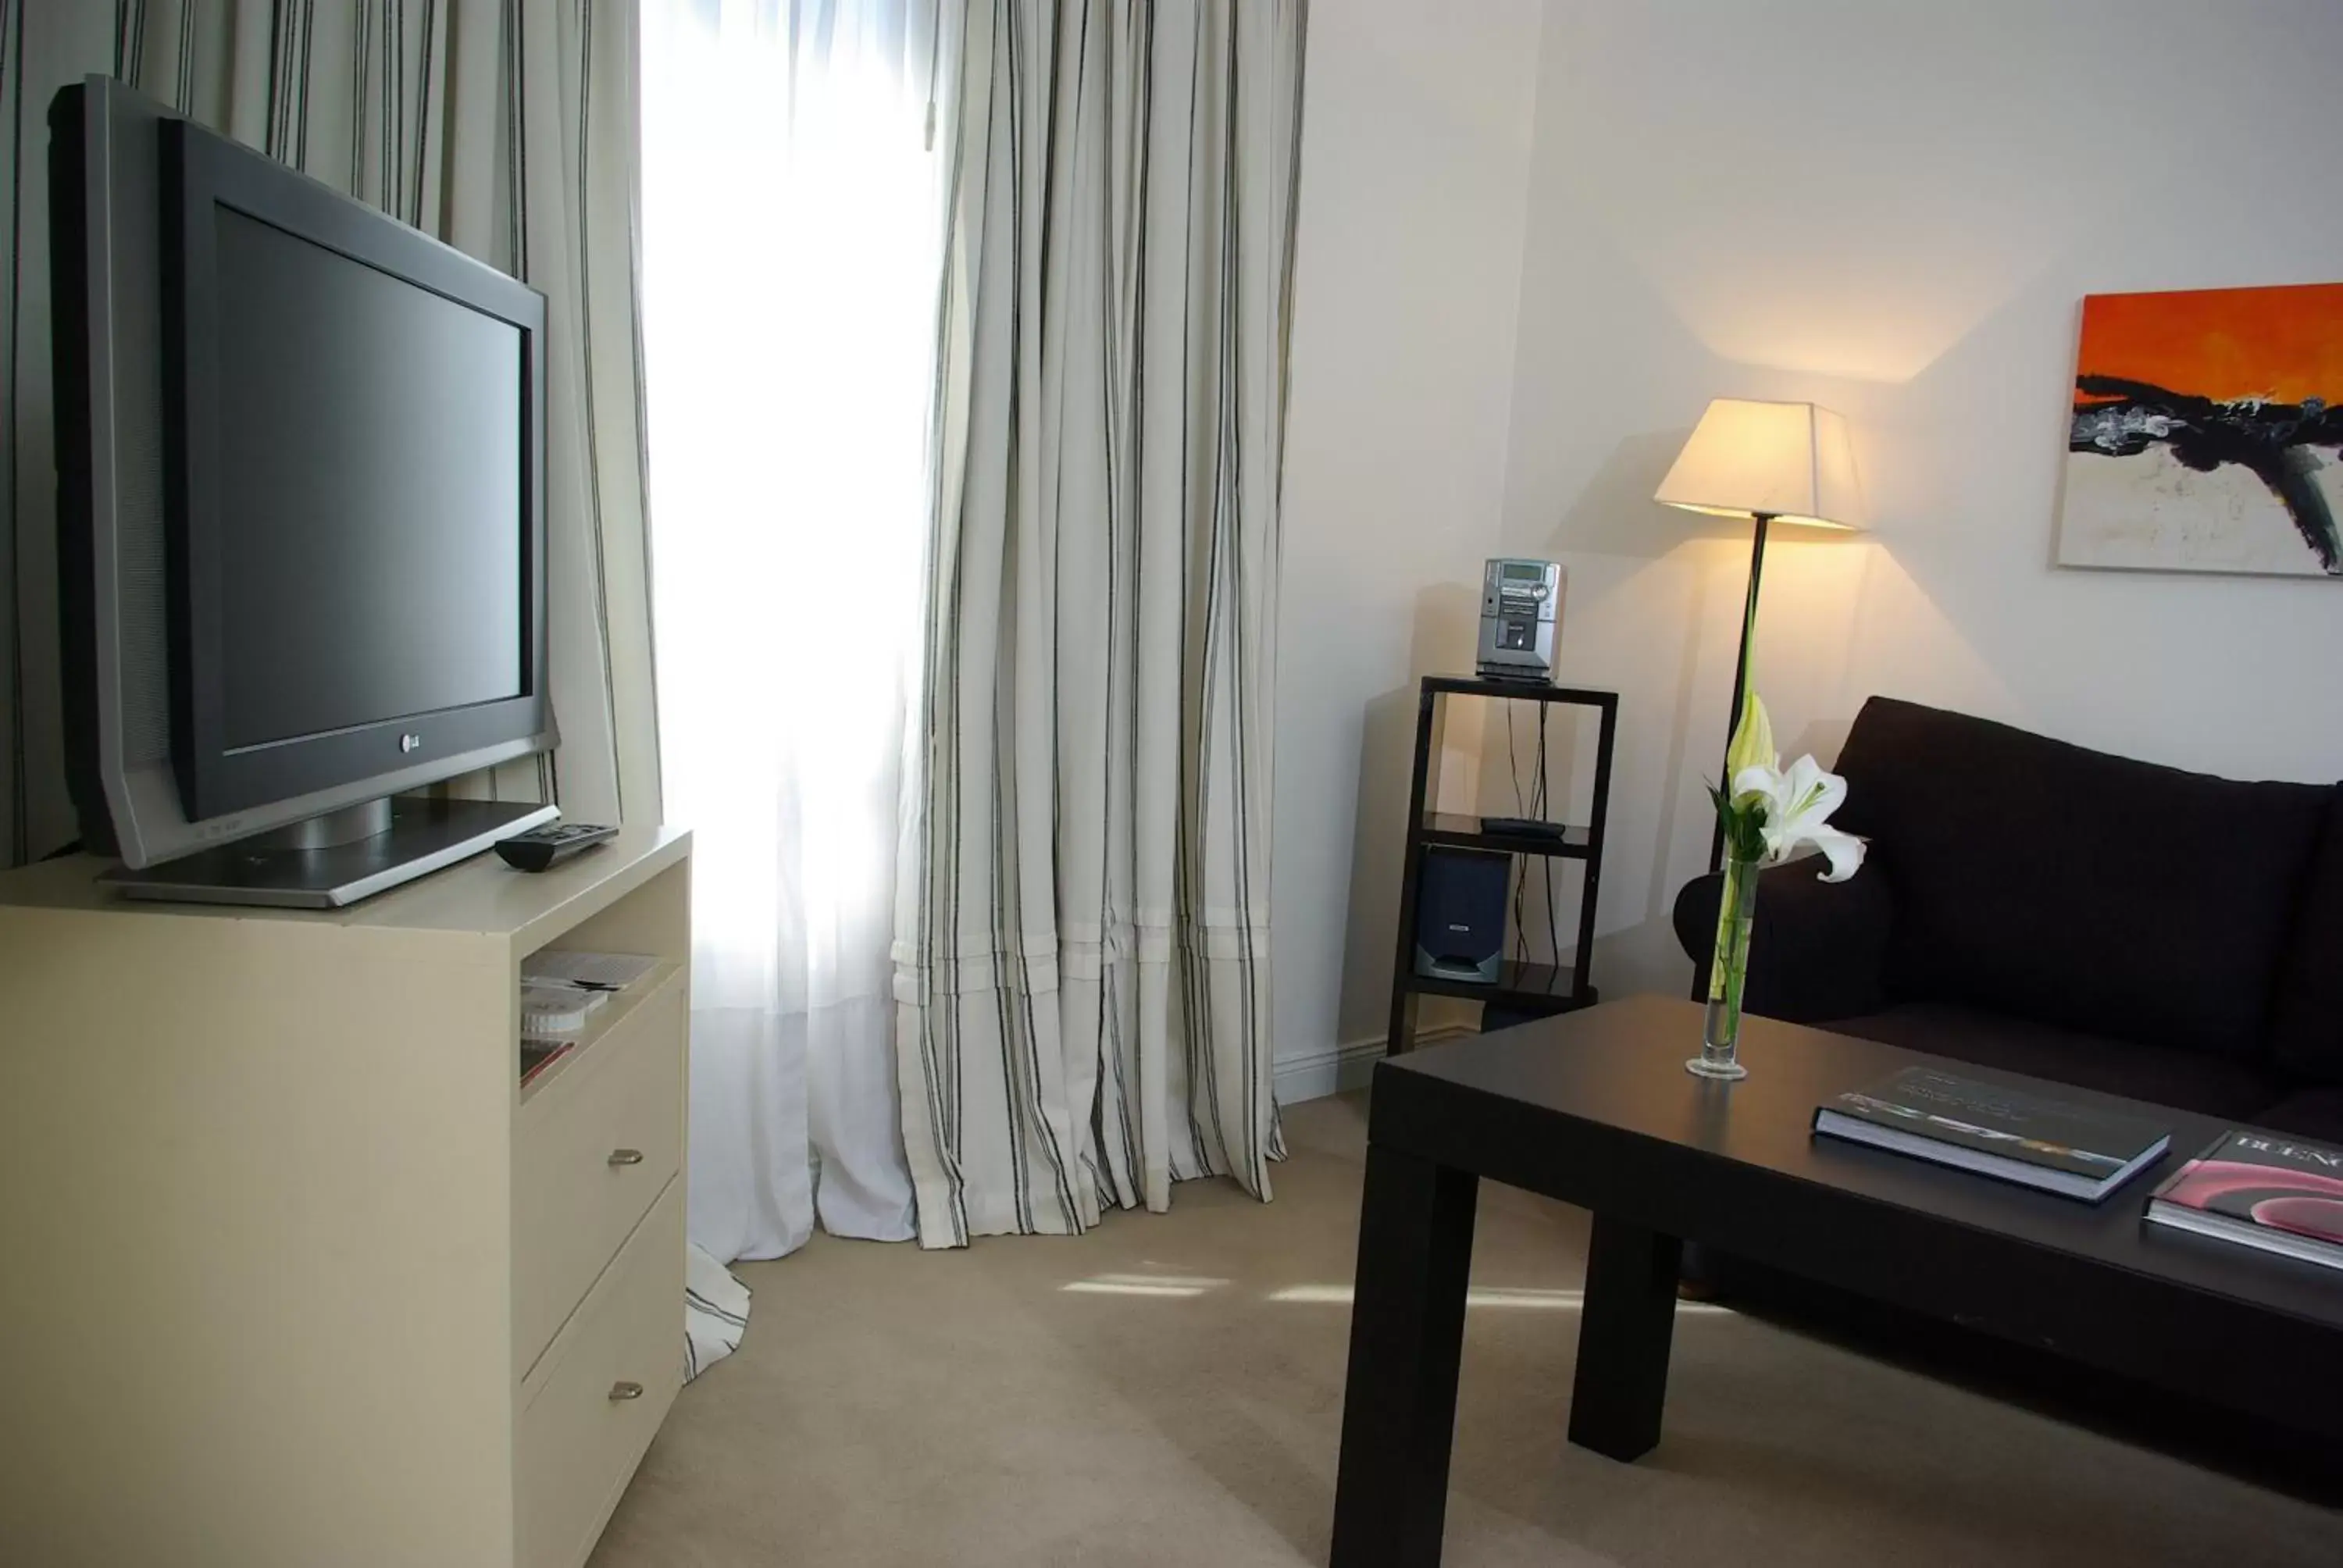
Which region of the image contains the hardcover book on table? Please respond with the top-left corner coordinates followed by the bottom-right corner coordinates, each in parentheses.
top-left (2145, 1130), bottom-right (2343, 1272)
top-left (1813, 1067), bottom-right (2171, 1201)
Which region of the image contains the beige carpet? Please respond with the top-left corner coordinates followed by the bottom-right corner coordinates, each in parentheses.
top-left (590, 1095), bottom-right (2341, 1566)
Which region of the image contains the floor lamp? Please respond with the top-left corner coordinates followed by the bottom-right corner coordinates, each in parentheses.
top-left (1655, 398), bottom-right (1863, 873)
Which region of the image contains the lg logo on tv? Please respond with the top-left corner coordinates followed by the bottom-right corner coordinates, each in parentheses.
top-left (399, 733), bottom-right (423, 754)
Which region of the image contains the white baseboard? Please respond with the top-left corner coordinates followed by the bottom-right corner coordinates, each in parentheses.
top-left (1272, 1039), bottom-right (1384, 1103)
top-left (1274, 1024), bottom-right (1476, 1104)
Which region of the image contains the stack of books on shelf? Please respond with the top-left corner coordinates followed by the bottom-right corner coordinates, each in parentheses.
top-left (1811, 1066), bottom-right (2170, 1203)
top-left (2145, 1130), bottom-right (2343, 1272)
top-left (518, 950), bottom-right (660, 1087)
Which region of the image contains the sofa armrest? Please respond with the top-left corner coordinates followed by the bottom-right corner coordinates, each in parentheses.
top-left (1671, 858), bottom-right (1895, 1024)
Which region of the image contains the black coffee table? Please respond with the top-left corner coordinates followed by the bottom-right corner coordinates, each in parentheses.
top-left (1328, 995), bottom-right (2343, 1567)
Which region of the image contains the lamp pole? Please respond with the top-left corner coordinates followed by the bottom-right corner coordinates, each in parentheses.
top-left (1707, 511), bottom-right (1773, 874)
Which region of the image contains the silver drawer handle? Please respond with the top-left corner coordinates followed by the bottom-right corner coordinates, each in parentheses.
top-left (608, 1149), bottom-right (644, 1166)
top-left (609, 1381), bottom-right (644, 1402)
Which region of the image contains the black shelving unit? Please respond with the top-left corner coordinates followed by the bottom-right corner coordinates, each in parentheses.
top-left (1387, 675), bottom-right (1619, 1053)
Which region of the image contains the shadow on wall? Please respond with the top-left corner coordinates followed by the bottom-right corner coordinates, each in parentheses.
top-left (1332, 582), bottom-right (1482, 1047)
top-left (1559, 427), bottom-right (1714, 990)
top-left (1785, 717), bottom-right (1855, 770)
top-left (1522, 427), bottom-right (1727, 998)
top-left (1551, 426), bottom-right (1745, 555)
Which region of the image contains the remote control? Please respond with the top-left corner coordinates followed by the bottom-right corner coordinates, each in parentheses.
top-left (495, 821), bottom-right (619, 872)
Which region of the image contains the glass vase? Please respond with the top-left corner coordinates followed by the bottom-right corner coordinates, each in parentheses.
top-left (1689, 854), bottom-right (1760, 1080)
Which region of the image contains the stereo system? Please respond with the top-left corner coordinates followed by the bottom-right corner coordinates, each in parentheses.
top-left (1475, 558), bottom-right (1564, 682)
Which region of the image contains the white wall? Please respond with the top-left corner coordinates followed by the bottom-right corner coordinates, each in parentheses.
top-left (1271, 0), bottom-right (2343, 1086)
top-left (1272, 0), bottom-right (1545, 1093)
top-left (1496, 0), bottom-right (2343, 1000)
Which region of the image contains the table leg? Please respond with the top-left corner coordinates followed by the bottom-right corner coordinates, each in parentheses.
top-left (1567, 1213), bottom-right (1681, 1462)
top-left (1330, 1144), bottom-right (1478, 1568)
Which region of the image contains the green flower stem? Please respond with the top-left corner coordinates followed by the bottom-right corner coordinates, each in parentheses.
top-left (1703, 854), bottom-right (1760, 1061)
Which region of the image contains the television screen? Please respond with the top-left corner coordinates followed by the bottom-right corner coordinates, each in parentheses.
top-left (212, 207), bottom-right (526, 750)
top-left (161, 111), bottom-right (549, 822)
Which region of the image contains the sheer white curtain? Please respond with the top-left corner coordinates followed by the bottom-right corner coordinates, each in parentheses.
top-left (640, 0), bottom-right (947, 1260)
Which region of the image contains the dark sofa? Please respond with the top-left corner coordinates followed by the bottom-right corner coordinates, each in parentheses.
top-left (1674, 696), bottom-right (2343, 1143)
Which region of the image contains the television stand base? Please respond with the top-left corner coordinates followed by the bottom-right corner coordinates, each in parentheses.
top-left (246, 796), bottom-right (396, 851)
top-left (102, 796), bottom-right (558, 909)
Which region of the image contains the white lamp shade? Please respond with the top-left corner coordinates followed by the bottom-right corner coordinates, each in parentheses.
top-left (1653, 398), bottom-right (1863, 529)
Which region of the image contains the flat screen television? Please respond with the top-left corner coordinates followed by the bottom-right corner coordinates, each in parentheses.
top-left (50, 77), bottom-right (556, 906)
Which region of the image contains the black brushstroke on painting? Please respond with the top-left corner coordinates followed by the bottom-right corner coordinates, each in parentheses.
top-left (2070, 375), bottom-right (2343, 573)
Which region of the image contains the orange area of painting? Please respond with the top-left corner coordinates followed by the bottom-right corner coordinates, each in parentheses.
top-left (2077, 283), bottom-right (2343, 406)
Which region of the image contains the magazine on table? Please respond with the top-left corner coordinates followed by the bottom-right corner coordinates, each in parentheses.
top-left (2145, 1130), bottom-right (2343, 1272)
top-left (1813, 1066), bottom-right (2170, 1202)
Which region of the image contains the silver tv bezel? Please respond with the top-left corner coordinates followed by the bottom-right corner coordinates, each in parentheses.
top-left (66, 77), bottom-right (555, 871)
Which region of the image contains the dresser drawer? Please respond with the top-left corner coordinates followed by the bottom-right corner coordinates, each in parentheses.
top-left (515, 972), bottom-right (684, 1372)
top-left (517, 1178), bottom-right (683, 1568)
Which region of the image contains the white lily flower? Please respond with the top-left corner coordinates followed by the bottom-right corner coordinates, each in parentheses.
top-left (1731, 753), bottom-right (1867, 882)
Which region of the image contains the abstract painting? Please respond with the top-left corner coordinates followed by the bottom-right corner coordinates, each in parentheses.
top-left (2057, 282), bottom-right (2343, 578)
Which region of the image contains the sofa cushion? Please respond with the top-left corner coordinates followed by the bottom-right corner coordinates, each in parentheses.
top-left (1831, 697), bottom-right (2333, 1061)
top-left (1828, 1003), bottom-right (2280, 1121)
top-left (2253, 1088), bottom-right (2343, 1144)
top-left (2265, 792), bottom-right (2343, 1085)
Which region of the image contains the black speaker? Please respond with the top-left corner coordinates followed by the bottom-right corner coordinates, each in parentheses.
top-left (1414, 847), bottom-right (1509, 983)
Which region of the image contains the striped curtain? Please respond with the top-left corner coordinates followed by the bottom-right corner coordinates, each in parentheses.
top-left (0, 0), bottom-right (659, 862)
top-left (891, 0), bottom-right (1306, 1247)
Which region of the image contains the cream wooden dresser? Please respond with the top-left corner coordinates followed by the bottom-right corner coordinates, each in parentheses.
top-left (0, 826), bottom-right (691, 1568)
